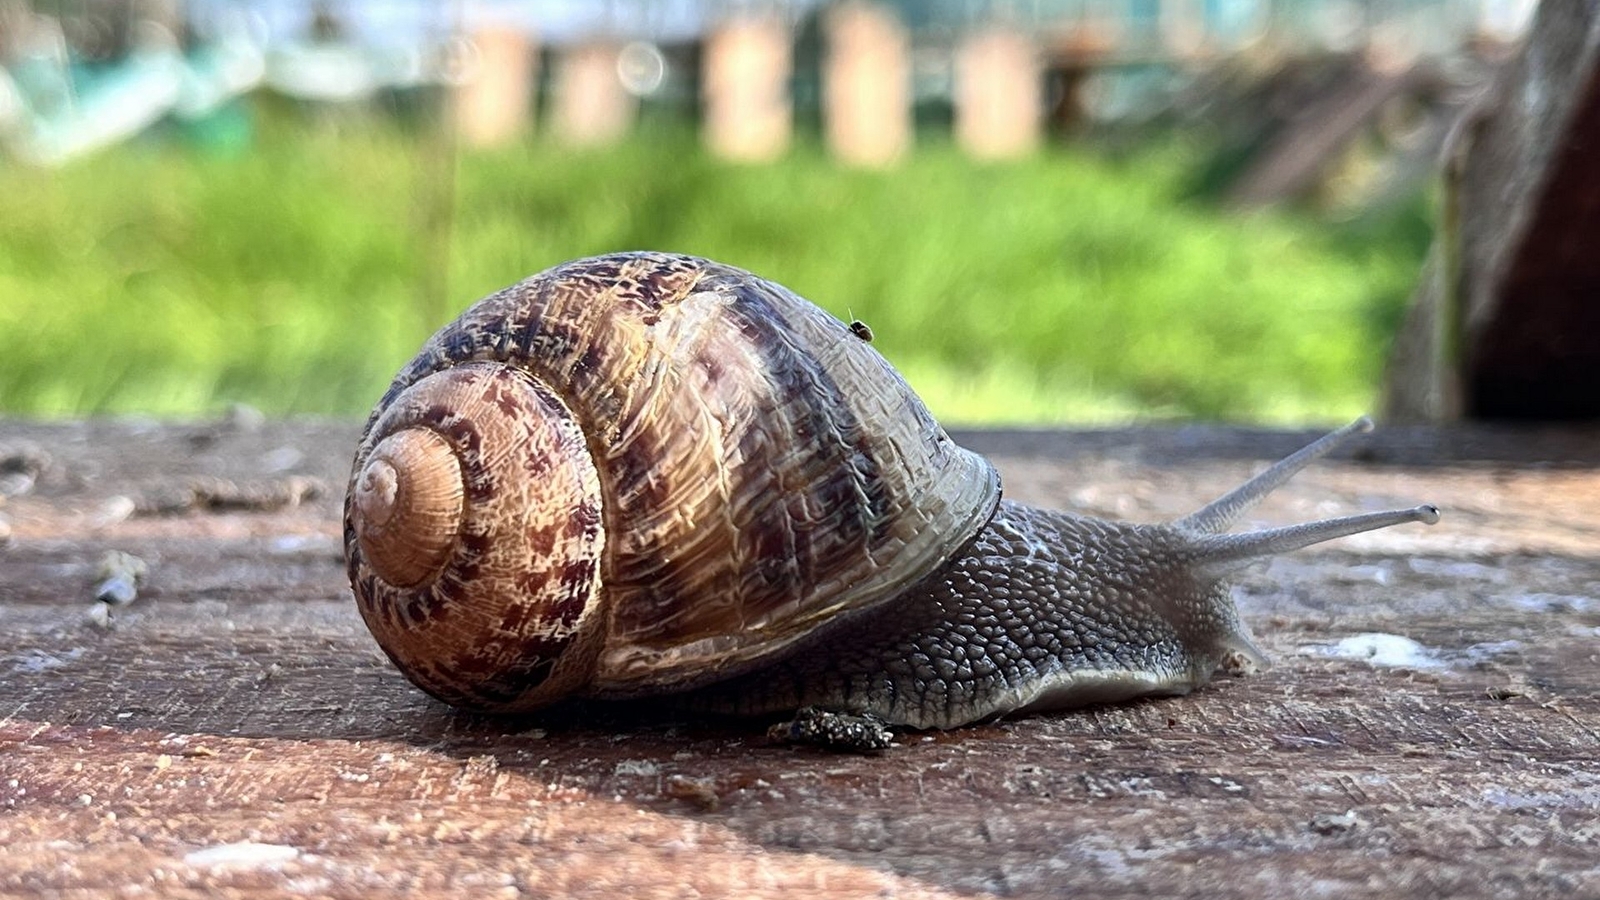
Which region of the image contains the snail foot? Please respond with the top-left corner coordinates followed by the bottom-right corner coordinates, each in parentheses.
top-left (768, 707), bottom-right (894, 753)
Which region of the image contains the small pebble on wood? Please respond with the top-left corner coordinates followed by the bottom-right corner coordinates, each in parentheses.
top-left (93, 550), bottom-right (147, 607)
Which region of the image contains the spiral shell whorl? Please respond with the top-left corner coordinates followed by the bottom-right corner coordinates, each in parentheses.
top-left (345, 361), bottom-right (606, 710)
top-left (353, 428), bottom-right (464, 588)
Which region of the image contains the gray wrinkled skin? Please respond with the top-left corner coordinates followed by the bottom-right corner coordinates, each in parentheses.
top-left (686, 500), bottom-right (1264, 730)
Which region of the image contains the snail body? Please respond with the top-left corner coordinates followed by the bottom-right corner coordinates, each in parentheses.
top-left (345, 252), bottom-right (1438, 730)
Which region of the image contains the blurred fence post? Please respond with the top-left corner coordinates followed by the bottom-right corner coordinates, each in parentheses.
top-left (703, 15), bottom-right (792, 163)
top-left (553, 40), bottom-right (634, 146)
top-left (1160, 0), bottom-right (1207, 58)
top-left (455, 26), bottom-right (536, 148)
top-left (824, 2), bottom-right (910, 167)
top-left (954, 27), bottom-right (1041, 161)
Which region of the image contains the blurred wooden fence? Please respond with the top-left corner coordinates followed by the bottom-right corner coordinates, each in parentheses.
top-left (447, 0), bottom-right (1525, 165)
top-left (1, 0), bottom-right (1530, 168)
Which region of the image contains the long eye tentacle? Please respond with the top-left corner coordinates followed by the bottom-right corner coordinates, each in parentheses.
top-left (1174, 416), bottom-right (1377, 536)
top-left (1189, 504), bottom-right (1440, 573)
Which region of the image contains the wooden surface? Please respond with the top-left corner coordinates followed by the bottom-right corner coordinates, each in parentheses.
top-left (2, 417), bottom-right (1598, 899)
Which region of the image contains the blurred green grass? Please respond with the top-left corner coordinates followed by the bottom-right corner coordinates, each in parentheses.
top-left (0, 118), bottom-right (1430, 424)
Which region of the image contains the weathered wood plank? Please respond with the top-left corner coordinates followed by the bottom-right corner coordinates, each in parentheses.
top-left (1223, 61), bottom-right (1417, 208)
top-left (2, 418), bottom-right (1597, 898)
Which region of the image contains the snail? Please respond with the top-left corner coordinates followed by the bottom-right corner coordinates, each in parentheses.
top-left (344, 252), bottom-right (1438, 742)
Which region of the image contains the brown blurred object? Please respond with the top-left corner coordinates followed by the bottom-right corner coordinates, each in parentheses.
top-left (703, 15), bottom-right (792, 163)
top-left (954, 27), bottom-right (1041, 161)
top-left (552, 40), bottom-right (634, 147)
top-left (1385, 0), bottom-right (1600, 421)
top-left (454, 26), bottom-right (537, 149)
top-left (824, 2), bottom-right (910, 168)
top-left (1182, 48), bottom-right (1487, 213)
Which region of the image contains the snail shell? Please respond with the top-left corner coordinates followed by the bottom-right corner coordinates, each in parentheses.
top-left (345, 253), bottom-right (998, 711)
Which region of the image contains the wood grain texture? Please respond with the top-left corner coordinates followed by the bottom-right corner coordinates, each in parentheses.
top-left (2, 418), bottom-right (1597, 899)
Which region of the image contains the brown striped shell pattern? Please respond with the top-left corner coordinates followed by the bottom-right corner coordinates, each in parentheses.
top-left (345, 252), bottom-right (1000, 712)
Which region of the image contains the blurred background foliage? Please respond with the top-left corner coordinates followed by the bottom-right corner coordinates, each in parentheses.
top-left (0, 115), bottom-right (1432, 424)
top-left (0, 0), bottom-right (1497, 425)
